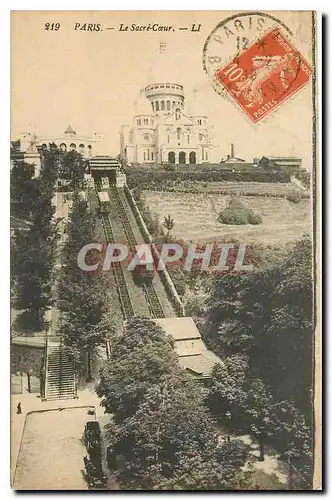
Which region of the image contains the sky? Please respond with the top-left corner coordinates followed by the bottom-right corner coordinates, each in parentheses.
top-left (11, 10), bottom-right (315, 169)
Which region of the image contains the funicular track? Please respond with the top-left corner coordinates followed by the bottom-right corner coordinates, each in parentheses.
top-left (95, 180), bottom-right (135, 320)
top-left (108, 185), bottom-right (165, 319)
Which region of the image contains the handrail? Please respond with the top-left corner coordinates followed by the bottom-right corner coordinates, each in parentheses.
top-left (42, 330), bottom-right (49, 400)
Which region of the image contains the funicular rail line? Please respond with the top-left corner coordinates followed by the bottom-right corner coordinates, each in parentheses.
top-left (108, 185), bottom-right (165, 319)
top-left (95, 180), bottom-right (135, 320)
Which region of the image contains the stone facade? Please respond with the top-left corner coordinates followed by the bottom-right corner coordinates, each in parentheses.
top-left (19, 125), bottom-right (103, 159)
top-left (120, 84), bottom-right (214, 166)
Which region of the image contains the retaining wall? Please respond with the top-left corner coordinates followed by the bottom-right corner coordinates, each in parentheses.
top-left (124, 185), bottom-right (185, 317)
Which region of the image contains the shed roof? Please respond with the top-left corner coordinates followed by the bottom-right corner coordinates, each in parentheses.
top-left (179, 351), bottom-right (222, 377)
top-left (154, 317), bottom-right (202, 340)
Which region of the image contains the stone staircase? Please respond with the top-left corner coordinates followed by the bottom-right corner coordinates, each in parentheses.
top-left (44, 343), bottom-right (77, 400)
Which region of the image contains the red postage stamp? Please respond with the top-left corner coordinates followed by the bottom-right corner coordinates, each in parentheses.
top-left (215, 28), bottom-right (312, 123)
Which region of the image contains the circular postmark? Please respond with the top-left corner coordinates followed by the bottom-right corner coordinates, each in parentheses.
top-left (202, 12), bottom-right (311, 123)
top-left (203, 12), bottom-right (293, 97)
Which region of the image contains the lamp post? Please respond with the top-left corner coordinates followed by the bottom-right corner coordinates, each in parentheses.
top-left (27, 369), bottom-right (33, 393)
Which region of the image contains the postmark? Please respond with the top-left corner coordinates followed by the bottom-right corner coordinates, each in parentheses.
top-left (203, 12), bottom-right (294, 97)
top-left (215, 28), bottom-right (312, 123)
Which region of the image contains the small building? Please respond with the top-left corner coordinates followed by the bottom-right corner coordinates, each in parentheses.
top-left (220, 143), bottom-right (246, 164)
top-left (258, 155), bottom-right (302, 173)
top-left (19, 125), bottom-right (103, 159)
top-left (88, 155), bottom-right (126, 187)
top-left (154, 317), bottom-right (223, 378)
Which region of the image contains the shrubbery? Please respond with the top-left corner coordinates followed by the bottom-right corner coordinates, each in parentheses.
top-left (218, 198), bottom-right (262, 225)
top-left (286, 191), bottom-right (302, 203)
top-left (295, 170), bottom-right (311, 189)
top-left (126, 168), bottom-right (291, 192)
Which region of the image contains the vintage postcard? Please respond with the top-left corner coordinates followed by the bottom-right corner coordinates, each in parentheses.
top-left (10, 10), bottom-right (321, 490)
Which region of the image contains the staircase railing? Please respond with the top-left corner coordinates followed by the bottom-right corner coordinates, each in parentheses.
top-left (42, 330), bottom-right (49, 401)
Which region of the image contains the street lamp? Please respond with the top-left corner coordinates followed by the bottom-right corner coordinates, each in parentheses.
top-left (27, 369), bottom-right (33, 393)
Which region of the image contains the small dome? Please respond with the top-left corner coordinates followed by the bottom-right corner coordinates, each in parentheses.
top-left (64, 125), bottom-right (76, 135)
top-left (134, 90), bottom-right (153, 116)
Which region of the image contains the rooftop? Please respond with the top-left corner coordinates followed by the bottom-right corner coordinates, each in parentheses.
top-left (154, 317), bottom-right (223, 377)
top-left (154, 317), bottom-right (201, 340)
top-left (64, 125), bottom-right (76, 135)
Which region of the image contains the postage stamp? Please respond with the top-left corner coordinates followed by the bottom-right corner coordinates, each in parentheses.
top-left (202, 12), bottom-right (294, 99)
top-left (215, 28), bottom-right (312, 123)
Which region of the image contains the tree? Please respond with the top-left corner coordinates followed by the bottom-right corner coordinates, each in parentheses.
top-left (11, 160), bottom-right (40, 215)
top-left (58, 150), bottom-right (86, 191)
top-left (208, 355), bottom-right (277, 460)
top-left (163, 214), bottom-right (175, 239)
top-left (58, 193), bottom-right (111, 380)
top-left (205, 237), bottom-right (313, 418)
top-left (105, 377), bottom-right (250, 490)
top-left (11, 150), bottom-right (59, 329)
top-left (271, 401), bottom-right (312, 489)
top-left (11, 229), bottom-right (56, 327)
top-left (97, 341), bottom-right (181, 422)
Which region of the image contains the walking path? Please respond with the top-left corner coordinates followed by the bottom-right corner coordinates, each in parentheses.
top-left (11, 382), bottom-right (101, 487)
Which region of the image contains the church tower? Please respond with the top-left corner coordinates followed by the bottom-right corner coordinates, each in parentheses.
top-left (120, 42), bottom-right (215, 166)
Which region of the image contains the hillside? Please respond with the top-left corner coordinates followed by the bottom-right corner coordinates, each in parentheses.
top-left (143, 191), bottom-right (311, 245)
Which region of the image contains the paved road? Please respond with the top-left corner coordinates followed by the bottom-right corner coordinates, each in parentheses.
top-left (13, 407), bottom-right (92, 490)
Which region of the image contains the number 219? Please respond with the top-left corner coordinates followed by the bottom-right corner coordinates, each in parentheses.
top-left (44, 23), bottom-right (60, 31)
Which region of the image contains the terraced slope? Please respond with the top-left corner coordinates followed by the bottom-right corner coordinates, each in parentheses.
top-left (143, 191), bottom-right (311, 245)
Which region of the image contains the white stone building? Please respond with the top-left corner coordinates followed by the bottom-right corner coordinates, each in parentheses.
top-left (120, 45), bottom-right (215, 166)
top-left (19, 125), bottom-right (103, 159)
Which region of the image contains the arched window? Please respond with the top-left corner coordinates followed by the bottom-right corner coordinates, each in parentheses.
top-left (143, 151), bottom-right (146, 161)
top-left (166, 101), bottom-right (170, 110)
top-left (175, 108), bottom-right (181, 120)
top-left (60, 143), bottom-right (67, 152)
top-left (70, 143), bottom-right (76, 150)
top-left (147, 149), bottom-right (150, 160)
top-left (152, 102), bottom-right (154, 111)
top-left (179, 151), bottom-right (186, 164)
top-left (205, 151), bottom-right (208, 161)
top-left (168, 151), bottom-right (175, 164)
top-left (189, 151), bottom-right (196, 164)
top-left (198, 118), bottom-right (202, 125)
top-left (155, 101), bottom-right (159, 111)
top-left (187, 135), bottom-right (190, 144)
top-left (151, 152), bottom-right (154, 161)
top-left (161, 101), bottom-right (165, 111)
top-left (172, 101), bottom-right (175, 108)
top-left (137, 119), bottom-right (141, 126)
top-left (143, 134), bottom-right (150, 142)
top-left (176, 127), bottom-right (181, 140)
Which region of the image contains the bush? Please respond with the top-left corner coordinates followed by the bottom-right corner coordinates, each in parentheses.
top-left (249, 213), bottom-right (263, 225)
top-left (286, 191), bottom-right (302, 203)
top-left (219, 210), bottom-right (248, 225)
top-left (218, 198), bottom-right (262, 226)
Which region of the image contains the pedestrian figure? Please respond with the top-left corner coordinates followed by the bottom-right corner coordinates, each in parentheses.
top-left (17, 402), bottom-right (22, 414)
